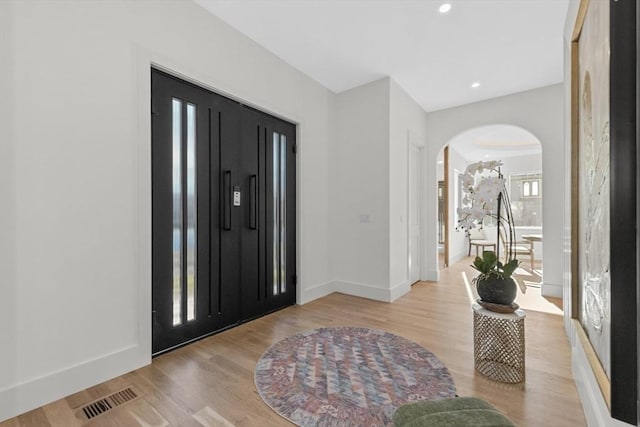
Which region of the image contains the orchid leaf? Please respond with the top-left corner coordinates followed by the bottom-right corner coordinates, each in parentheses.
top-left (482, 251), bottom-right (497, 270)
top-left (502, 259), bottom-right (519, 278)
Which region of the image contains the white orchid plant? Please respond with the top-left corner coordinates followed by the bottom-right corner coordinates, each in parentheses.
top-left (456, 160), bottom-right (523, 289)
top-left (457, 160), bottom-right (505, 232)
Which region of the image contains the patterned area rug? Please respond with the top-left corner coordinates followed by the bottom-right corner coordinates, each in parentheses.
top-left (254, 327), bottom-right (456, 427)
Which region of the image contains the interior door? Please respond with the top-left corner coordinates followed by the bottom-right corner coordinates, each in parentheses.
top-left (152, 69), bottom-right (296, 355)
top-left (408, 143), bottom-right (421, 284)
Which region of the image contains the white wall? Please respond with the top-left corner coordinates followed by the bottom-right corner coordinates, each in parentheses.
top-left (437, 152), bottom-right (445, 180)
top-left (425, 84), bottom-right (564, 298)
top-left (324, 77), bottom-right (427, 303)
top-left (389, 79), bottom-right (428, 292)
top-left (0, 0), bottom-right (18, 409)
top-left (447, 146), bottom-right (470, 263)
top-left (1, 0), bottom-right (332, 421)
top-left (500, 153), bottom-right (542, 175)
top-left (327, 78), bottom-right (391, 299)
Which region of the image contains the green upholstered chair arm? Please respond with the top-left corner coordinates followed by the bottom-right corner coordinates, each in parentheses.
top-left (393, 397), bottom-right (516, 427)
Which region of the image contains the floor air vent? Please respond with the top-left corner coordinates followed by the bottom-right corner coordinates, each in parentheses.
top-left (76, 387), bottom-right (139, 422)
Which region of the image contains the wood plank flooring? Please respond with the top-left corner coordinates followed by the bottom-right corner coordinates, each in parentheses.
top-left (1, 258), bottom-right (586, 426)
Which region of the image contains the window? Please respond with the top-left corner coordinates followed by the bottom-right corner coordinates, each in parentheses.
top-left (521, 178), bottom-right (540, 197)
top-left (172, 98), bottom-right (182, 326)
top-left (509, 173), bottom-right (542, 227)
top-left (172, 99), bottom-right (198, 326)
top-left (273, 132), bottom-right (287, 295)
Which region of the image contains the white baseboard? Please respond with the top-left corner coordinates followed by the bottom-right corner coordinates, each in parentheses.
top-left (424, 269), bottom-right (439, 282)
top-left (298, 281), bottom-right (335, 305)
top-left (571, 323), bottom-right (632, 427)
top-left (389, 280), bottom-right (411, 302)
top-left (0, 344), bottom-right (149, 422)
top-left (541, 282), bottom-right (562, 298)
top-left (333, 280), bottom-right (412, 303)
top-left (300, 279), bottom-right (411, 305)
top-left (332, 280), bottom-right (392, 302)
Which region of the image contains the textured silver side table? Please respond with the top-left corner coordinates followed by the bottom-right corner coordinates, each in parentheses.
top-left (473, 303), bottom-right (526, 383)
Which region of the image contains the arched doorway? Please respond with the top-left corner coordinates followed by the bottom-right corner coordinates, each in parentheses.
top-left (431, 124), bottom-right (553, 297)
top-left (422, 85), bottom-right (564, 301)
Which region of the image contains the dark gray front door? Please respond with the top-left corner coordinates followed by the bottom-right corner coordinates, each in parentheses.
top-left (151, 69), bottom-right (296, 355)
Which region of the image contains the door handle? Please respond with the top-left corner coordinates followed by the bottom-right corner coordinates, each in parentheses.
top-left (249, 174), bottom-right (258, 230)
top-left (223, 170), bottom-right (232, 230)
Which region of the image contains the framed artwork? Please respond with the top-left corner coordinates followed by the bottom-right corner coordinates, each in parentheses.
top-left (571, 0), bottom-right (636, 423)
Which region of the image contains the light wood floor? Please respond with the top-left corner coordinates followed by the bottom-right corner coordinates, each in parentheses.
top-left (1, 258), bottom-right (586, 426)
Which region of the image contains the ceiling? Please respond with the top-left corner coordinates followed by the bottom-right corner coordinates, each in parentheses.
top-left (195, 0), bottom-right (569, 112)
top-left (447, 124), bottom-right (541, 162)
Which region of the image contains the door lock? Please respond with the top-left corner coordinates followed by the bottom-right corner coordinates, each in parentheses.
top-left (233, 186), bottom-right (241, 206)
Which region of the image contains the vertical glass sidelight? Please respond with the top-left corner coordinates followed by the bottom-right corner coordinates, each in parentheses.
top-left (272, 132), bottom-right (287, 296)
top-left (186, 104), bottom-right (197, 322)
top-left (279, 135), bottom-right (287, 294)
top-left (272, 133), bottom-right (280, 295)
top-left (172, 99), bottom-right (183, 326)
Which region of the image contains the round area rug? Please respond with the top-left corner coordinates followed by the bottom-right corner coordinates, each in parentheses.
top-left (254, 327), bottom-right (456, 427)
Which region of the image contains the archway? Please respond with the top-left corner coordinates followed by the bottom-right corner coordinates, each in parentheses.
top-left (422, 86), bottom-right (564, 300)
top-left (434, 124), bottom-right (544, 292)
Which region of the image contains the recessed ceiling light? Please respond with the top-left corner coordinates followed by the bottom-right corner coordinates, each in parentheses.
top-left (471, 82), bottom-right (481, 88)
top-left (439, 3), bottom-right (452, 14)
top-left (437, 160), bottom-right (444, 164)
top-left (484, 154), bottom-right (490, 158)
